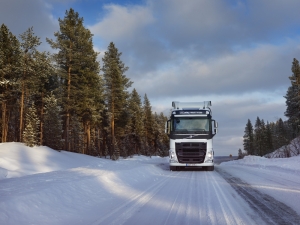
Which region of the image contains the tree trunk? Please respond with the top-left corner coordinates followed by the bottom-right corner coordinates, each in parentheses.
top-left (111, 115), bottom-right (115, 157)
top-left (2, 101), bottom-right (7, 142)
top-left (19, 81), bottom-right (25, 142)
top-left (65, 63), bottom-right (71, 151)
top-left (111, 103), bottom-right (115, 158)
top-left (40, 92), bottom-right (44, 145)
top-left (86, 121), bottom-right (90, 155)
top-left (64, 42), bottom-right (72, 151)
top-left (97, 128), bottom-right (101, 156)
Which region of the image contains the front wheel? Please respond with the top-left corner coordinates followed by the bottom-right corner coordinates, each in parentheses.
top-left (206, 166), bottom-right (214, 171)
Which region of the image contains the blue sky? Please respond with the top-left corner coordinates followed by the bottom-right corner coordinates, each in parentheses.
top-left (1, 0), bottom-right (300, 156)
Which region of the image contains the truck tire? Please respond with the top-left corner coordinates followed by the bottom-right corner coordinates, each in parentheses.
top-left (206, 166), bottom-right (214, 171)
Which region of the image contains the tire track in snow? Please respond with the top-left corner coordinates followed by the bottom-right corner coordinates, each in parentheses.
top-left (90, 171), bottom-right (178, 225)
top-left (185, 171), bottom-right (199, 225)
top-left (205, 171), bottom-right (218, 225)
top-left (210, 171), bottom-right (252, 225)
top-left (162, 174), bottom-right (186, 225)
top-left (216, 167), bottom-right (300, 225)
top-left (197, 172), bottom-right (206, 224)
top-left (227, 165), bottom-right (300, 190)
top-left (164, 171), bottom-right (195, 225)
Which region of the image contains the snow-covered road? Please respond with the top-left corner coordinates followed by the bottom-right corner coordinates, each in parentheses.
top-left (1, 143), bottom-right (300, 225)
top-left (90, 166), bottom-right (260, 225)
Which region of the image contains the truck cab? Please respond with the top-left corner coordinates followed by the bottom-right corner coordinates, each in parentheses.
top-left (165, 101), bottom-right (218, 171)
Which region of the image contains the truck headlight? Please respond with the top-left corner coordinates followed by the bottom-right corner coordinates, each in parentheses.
top-left (207, 151), bottom-right (213, 159)
top-left (170, 151), bottom-right (175, 159)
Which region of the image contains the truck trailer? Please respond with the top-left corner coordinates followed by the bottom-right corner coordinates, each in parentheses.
top-left (165, 101), bottom-right (218, 171)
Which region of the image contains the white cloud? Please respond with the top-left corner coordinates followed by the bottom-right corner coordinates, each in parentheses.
top-left (132, 40), bottom-right (298, 100)
top-left (0, 0), bottom-right (59, 51)
top-left (89, 4), bottom-right (154, 41)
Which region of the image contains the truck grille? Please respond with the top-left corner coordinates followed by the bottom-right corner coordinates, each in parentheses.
top-left (175, 142), bottom-right (207, 163)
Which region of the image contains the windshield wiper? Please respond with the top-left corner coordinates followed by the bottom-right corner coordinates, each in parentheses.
top-left (194, 130), bottom-right (207, 134)
top-left (174, 129), bottom-right (188, 134)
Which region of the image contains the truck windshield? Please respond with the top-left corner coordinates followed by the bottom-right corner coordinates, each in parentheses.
top-left (173, 117), bottom-right (210, 132)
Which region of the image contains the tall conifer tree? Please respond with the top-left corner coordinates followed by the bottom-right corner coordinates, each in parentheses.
top-left (102, 42), bottom-right (132, 160)
top-left (19, 27), bottom-right (44, 142)
top-left (0, 24), bottom-right (21, 142)
top-left (254, 117), bottom-right (263, 156)
top-left (125, 88), bottom-right (143, 155)
top-left (142, 94), bottom-right (153, 156)
top-left (43, 93), bottom-right (63, 150)
top-left (243, 119), bottom-right (254, 155)
top-left (47, 8), bottom-right (103, 152)
top-left (284, 58), bottom-right (300, 136)
top-left (23, 103), bottom-right (40, 147)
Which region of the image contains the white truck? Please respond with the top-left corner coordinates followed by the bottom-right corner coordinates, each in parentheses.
top-left (165, 101), bottom-right (218, 171)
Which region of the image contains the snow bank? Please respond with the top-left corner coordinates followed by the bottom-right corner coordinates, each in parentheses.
top-left (0, 142), bottom-right (300, 225)
top-left (0, 142), bottom-right (106, 179)
top-left (265, 137), bottom-right (300, 158)
top-left (0, 142), bottom-right (169, 225)
top-left (220, 155), bottom-right (300, 173)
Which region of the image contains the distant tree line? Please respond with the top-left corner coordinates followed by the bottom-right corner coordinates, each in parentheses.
top-left (242, 58), bottom-right (300, 157)
top-left (0, 8), bottom-right (169, 159)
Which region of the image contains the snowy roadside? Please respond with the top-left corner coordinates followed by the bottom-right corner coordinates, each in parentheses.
top-left (219, 155), bottom-right (300, 215)
top-left (1, 142), bottom-right (300, 224)
top-left (0, 143), bottom-right (169, 225)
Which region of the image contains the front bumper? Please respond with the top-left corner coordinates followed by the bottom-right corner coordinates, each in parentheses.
top-left (169, 148), bottom-right (214, 167)
top-left (169, 160), bottom-right (214, 167)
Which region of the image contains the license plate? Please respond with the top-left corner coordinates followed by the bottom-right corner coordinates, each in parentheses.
top-left (186, 164), bottom-right (196, 166)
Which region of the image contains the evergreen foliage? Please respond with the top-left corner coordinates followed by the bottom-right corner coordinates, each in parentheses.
top-left (238, 148), bottom-right (246, 159)
top-left (284, 58), bottom-right (300, 137)
top-left (23, 103), bottom-right (40, 147)
top-left (47, 8), bottom-right (104, 153)
top-left (0, 13), bottom-right (169, 160)
top-left (142, 94), bottom-right (154, 156)
top-left (19, 27), bottom-right (54, 144)
top-left (243, 119), bottom-right (254, 155)
top-left (124, 88), bottom-right (143, 156)
top-left (102, 42), bottom-right (132, 159)
top-left (0, 24), bottom-right (21, 142)
top-left (43, 93), bottom-right (63, 151)
top-left (243, 117), bottom-right (293, 156)
top-left (242, 58), bottom-right (300, 157)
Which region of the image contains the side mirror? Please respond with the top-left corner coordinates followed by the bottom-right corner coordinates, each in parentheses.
top-left (165, 120), bottom-right (171, 134)
top-left (212, 120), bottom-right (218, 134)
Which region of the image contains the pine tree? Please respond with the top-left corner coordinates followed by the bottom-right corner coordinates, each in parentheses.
top-left (276, 118), bottom-right (288, 149)
top-left (243, 119), bottom-right (254, 155)
top-left (152, 112), bottom-right (169, 157)
top-left (47, 8), bottom-right (103, 153)
top-left (69, 114), bottom-right (84, 153)
top-left (124, 88), bottom-right (143, 156)
top-left (265, 121), bottom-right (273, 154)
top-left (238, 148), bottom-right (245, 159)
top-left (102, 42), bottom-right (132, 160)
top-left (43, 93), bottom-right (63, 150)
top-left (284, 58), bottom-right (300, 136)
top-left (254, 117), bottom-right (263, 156)
top-left (152, 112), bottom-right (159, 156)
top-left (157, 112), bottom-right (169, 156)
top-left (19, 27), bottom-right (41, 142)
top-left (23, 103), bottom-right (40, 147)
top-left (0, 24), bottom-right (21, 142)
top-left (142, 94), bottom-right (154, 156)
top-left (260, 119), bottom-right (267, 156)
